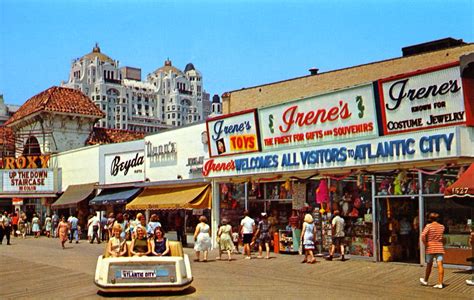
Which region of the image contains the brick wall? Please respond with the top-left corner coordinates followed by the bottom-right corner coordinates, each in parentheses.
top-left (223, 44), bottom-right (474, 114)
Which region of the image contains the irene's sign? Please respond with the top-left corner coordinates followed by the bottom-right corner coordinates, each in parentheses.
top-left (206, 109), bottom-right (260, 158)
top-left (258, 84), bottom-right (378, 151)
top-left (378, 63), bottom-right (465, 135)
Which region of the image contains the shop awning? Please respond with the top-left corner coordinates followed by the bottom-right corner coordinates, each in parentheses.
top-left (126, 184), bottom-right (211, 211)
top-left (51, 183), bottom-right (96, 209)
top-left (89, 188), bottom-right (141, 206)
top-left (445, 163), bottom-right (474, 198)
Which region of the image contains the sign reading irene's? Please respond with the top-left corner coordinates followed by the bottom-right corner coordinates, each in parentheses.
top-left (379, 64), bottom-right (465, 135)
top-left (206, 109), bottom-right (260, 158)
top-left (258, 84), bottom-right (378, 151)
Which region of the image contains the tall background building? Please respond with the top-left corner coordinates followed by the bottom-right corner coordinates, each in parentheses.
top-left (61, 44), bottom-right (214, 133)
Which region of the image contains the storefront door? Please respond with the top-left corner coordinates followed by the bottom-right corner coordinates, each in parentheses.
top-left (376, 196), bottom-right (420, 264)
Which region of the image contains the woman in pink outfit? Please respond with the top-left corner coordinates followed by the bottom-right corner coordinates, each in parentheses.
top-left (57, 216), bottom-right (69, 249)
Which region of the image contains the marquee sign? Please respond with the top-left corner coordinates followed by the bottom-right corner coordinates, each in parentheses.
top-left (206, 109), bottom-right (260, 158)
top-left (105, 151), bottom-right (145, 184)
top-left (3, 169), bottom-right (55, 192)
top-left (202, 127), bottom-right (460, 178)
top-left (0, 155), bottom-right (50, 169)
top-left (378, 63), bottom-right (465, 135)
top-left (258, 84), bottom-right (378, 151)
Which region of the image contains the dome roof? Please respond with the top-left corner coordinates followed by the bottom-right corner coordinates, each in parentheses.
top-left (82, 43), bottom-right (114, 64)
top-left (151, 59), bottom-right (183, 76)
top-left (184, 63), bottom-right (195, 72)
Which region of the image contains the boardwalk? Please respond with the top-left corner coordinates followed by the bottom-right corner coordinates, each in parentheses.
top-left (1, 237), bottom-right (472, 299)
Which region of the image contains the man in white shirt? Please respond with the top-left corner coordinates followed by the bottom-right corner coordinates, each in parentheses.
top-left (90, 214), bottom-right (101, 244)
top-left (240, 210), bottom-right (256, 259)
top-left (326, 210), bottom-right (346, 261)
top-left (68, 214), bottom-right (79, 243)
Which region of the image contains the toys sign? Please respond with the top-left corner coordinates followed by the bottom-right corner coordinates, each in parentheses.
top-left (258, 84), bottom-right (378, 151)
top-left (378, 63), bottom-right (465, 135)
top-left (206, 109), bottom-right (260, 158)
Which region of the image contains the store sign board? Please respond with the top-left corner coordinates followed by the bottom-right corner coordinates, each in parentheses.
top-left (379, 64), bottom-right (465, 135)
top-left (258, 84), bottom-right (378, 151)
top-left (202, 128), bottom-right (459, 178)
top-left (2, 169), bottom-right (55, 192)
top-left (0, 155), bottom-right (50, 169)
top-left (206, 109), bottom-right (260, 158)
top-left (105, 151), bottom-right (145, 184)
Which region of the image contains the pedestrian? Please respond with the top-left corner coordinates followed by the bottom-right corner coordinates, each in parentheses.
top-left (150, 227), bottom-right (170, 256)
top-left (420, 212), bottom-right (445, 289)
top-left (174, 212), bottom-right (184, 243)
top-left (325, 210), bottom-right (346, 261)
top-left (100, 214), bottom-right (108, 242)
top-left (466, 230), bottom-right (474, 286)
top-left (90, 213), bottom-right (101, 244)
top-left (87, 215), bottom-right (94, 242)
top-left (240, 210), bottom-right (256, 259)
top-left (193, 215), bottom-right (211, 262)
top-left (44, 215), bottom-right (52, 238)
top-left (106, 213), bottom-right (115, 242)
top-left (68, 214), bottom-right (79, 243)
top-left (300, 213), bottom-right (317, 264)
top-left (0, 211), bottom-right (12, 245)
top-left (11, 212), bottom-right (19, 238)
top-left (147, 214), bottom-right (162, 238)
top-left (123, 213), bottom-right (131, 240)
top-left (57, 216), bottom-right (69, 249)
top-left (255, 213), bottom-right (271, 259)
top-left (130, 226), bottom-right (150, 257)
top-left (232, 227), bottom-right (240, 254)
top-left (216, 218), bottom-right (233, 261)
top-left (18, 214), bottom-right (27, 239)
top-left (32, 214), bottom-right (41, 238)
top-left (107, 223), bottom-right (127, 257)
top-left (52, 212), bottom-right (59, 237)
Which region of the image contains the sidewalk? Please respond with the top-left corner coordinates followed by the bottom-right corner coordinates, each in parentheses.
top-left (1, 236), bottom-right (472, 299)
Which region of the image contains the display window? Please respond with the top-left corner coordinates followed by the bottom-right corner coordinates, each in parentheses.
top-left (424, 196), bottom-right (472, 265)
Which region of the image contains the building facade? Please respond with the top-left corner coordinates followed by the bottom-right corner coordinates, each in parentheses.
top-left (61, 44), bottom-right (212, 133)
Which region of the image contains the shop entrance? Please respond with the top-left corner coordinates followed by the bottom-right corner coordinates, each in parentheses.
top-left (376, 197), bottom-right (419, 264)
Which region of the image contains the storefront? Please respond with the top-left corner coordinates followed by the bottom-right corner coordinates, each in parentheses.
top-left (203, 63), bottom-right (474, 264)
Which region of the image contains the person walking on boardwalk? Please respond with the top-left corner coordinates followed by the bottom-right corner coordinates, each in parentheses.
top-left (57, 216), bottom-right (69, 249)
top-left (255, 213), bottom-right (271, 259)
top-left (419, 212), bottom-right (445, 289)
top-left (68, 214), bottom-right (79, 243)
top-left (193, 216), bottom-right (212, 262)
top-left (32, 214), bottom-right (41, 238)
top-left (240, 210), bottom-right (256, 260)
top-left (300, 214), bottom-right (317, 264)
top-left (216, 218), bottom-right (233, 261)
top-left (325, 210), bottom-right (346, 261)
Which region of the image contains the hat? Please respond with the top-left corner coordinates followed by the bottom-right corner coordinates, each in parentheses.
top-left (261, 212), bottom-right (267, 217)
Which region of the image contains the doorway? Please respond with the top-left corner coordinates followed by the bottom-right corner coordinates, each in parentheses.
top-left (376, 196), bottom-right (419, 263)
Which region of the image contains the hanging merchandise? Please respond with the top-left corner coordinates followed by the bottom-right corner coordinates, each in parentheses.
top-left (221, 183), bottom-right (228, 194)
top-left (284, 179), bottom-right (292, 191)
top-left (316, 179), bottom-right (329, 204)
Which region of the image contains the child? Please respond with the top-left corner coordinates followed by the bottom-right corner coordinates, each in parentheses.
top-left (232, 226), bottom-right (240, 254)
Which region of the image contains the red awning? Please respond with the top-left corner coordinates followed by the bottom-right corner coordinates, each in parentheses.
top-left (445, 164), bottom-right (474, 198)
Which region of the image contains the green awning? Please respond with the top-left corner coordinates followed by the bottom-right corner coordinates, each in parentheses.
top-left (51, 183), bottom-right (96, 209)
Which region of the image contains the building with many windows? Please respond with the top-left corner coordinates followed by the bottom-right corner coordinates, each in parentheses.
top-left (61, 44), bottom-right (212, 133)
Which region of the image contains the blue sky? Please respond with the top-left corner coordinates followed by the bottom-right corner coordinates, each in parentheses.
top-left (0, 0), bottom-right (472, 105)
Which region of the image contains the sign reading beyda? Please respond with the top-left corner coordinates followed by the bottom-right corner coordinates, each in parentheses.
top-left (379, 63), bottom-right (465, 135)
top-left (206, 109), bottom-right (260, 158)
top-left (105, 151), bottom-right (144, 184)
top-left (258, 83), bottom-right (378, 151)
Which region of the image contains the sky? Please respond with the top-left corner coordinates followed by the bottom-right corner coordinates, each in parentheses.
top-left (0, 0), bottom-right (473, 105)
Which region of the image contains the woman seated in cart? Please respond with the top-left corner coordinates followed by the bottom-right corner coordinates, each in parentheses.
top-left (150, 226), bottom-right (170, 256)
top-left (107, 224), bottom-right (128, 257)
top-left (130, 226), bottom-right (150, 257)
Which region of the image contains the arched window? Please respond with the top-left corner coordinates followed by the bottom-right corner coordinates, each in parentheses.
top-left (23, 136), bottom-right (42, 156)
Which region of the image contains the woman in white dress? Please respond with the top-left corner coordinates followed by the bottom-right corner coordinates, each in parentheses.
top-left (193, 215), bottom-right (212, 262)
top-left (32, 214), bottom-right (41, 238)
